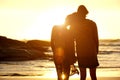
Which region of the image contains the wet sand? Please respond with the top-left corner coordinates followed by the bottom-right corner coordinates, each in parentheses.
top-left (0, 77), bottom-right (120, 80)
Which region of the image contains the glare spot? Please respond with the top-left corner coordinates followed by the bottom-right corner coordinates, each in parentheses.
top-left (61, 72), bottom-right (66, 80)
top-left (67, 25), bottom-right (70, 30)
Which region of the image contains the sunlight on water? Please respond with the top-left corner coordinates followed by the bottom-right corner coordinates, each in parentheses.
top-left (42, 72), bottom-right (57, 78)
top-left (0, 40), bottom-right (120, 78)
top-left (97, 68), bottom-right (120, 77)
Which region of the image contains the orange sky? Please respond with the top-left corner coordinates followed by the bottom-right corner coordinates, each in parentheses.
top-left (0, 0), bottom-right (120, 40)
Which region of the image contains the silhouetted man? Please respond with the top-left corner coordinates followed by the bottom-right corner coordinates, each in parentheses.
top-left (65, 5), bottom-right (99, 80)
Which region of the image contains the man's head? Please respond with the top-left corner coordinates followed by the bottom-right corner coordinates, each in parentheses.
top-left (77, 5), bottom-right (88, 18)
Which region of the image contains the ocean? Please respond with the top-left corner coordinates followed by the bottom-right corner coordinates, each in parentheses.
top-left (0, 40), bottom-right (120, 78)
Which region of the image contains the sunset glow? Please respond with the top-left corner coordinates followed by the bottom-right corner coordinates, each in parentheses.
top-left (0, 0), bottom-right (120, 40)
top-left (21, 8), bottom-right (71, 40)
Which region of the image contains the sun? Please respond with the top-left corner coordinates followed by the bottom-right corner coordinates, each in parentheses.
top-left (22, 7), bottom-right (72, 41)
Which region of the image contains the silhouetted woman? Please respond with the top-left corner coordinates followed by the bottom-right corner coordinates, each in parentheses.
top-left (51, 25), bottom-right (76, 80)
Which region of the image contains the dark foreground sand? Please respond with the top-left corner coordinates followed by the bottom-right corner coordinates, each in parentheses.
top-left (0, 77), bottom-right (120, 80)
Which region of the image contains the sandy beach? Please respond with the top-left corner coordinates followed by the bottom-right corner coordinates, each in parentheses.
top-left (0, 77), bottom-right (120, 80)
top-left (0, 65), bottom-right (120, 80)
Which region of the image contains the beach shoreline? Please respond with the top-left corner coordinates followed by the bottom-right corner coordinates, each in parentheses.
top-left (0, 68), bottom-right (120, 80)
top-left (0, 77), bottom-right (120, 80)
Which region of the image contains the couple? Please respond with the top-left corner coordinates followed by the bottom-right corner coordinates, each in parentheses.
top-left (51, 5), bottom-right (99, 80)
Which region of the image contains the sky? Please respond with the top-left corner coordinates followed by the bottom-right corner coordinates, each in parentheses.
top-left (0, 0), bottom-right (120, 41)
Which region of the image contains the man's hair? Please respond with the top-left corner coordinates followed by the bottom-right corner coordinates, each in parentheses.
top-left (77, 5), bottom-right (89, 15)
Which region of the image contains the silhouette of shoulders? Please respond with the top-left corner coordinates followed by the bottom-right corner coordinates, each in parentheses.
top-left (79, 19), bottom-right (97, 28)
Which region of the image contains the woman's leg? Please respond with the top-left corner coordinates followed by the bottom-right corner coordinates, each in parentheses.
top-left (55, 64), bottom-right (62, 80)
top-left (63, 64), bottom-right (70, 80)
top-left (80, 68), bottom-right (86, 80)
top-left (89, 67), bottom-right (97, 80)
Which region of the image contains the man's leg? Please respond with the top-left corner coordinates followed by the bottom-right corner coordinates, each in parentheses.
top-left (79, 68), bottom-right (86, 80)
top-left (89, 68), bottom-right (97, 80)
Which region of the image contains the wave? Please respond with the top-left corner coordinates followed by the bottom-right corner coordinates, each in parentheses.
top-left (100, 44), bottom-right (120, 46)
top-left (99, 39), bottom-right (120, 46)
top-left (0, 73), bottom-right (43, 76)
top-left (99, 39), bottom-right (120, 42)
top-left (98, 67), bottom-right (120, 68)
top-left (99, 51), bottom-right (120, 54)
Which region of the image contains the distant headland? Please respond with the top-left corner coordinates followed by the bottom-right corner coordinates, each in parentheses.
top-left (0, 36), bottom-right (51, 61)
